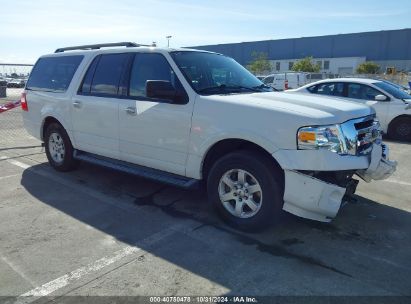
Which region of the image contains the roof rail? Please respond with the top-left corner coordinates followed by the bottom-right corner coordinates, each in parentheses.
top-left (54, 42), bottom-right (152, 53)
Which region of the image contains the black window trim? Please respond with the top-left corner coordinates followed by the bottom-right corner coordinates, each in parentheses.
top-left (77, 52), bottom-right (189, 104)
top-left (77, 55), bottom-right (100, 95)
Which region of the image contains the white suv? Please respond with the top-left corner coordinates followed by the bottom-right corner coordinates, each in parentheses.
top-left (22, 42), bottom-right (397, 231)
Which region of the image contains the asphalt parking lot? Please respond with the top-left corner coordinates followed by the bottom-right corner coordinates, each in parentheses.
top-left (0, 107), bottom-right (410, 302)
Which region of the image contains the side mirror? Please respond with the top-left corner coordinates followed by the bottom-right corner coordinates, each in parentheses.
top-left (146, 80), bottom-right (177, 102)
top-left (375, 94), bottom-right (388, 101)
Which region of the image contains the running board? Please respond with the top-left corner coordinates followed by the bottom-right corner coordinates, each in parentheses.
top-left (73, 150), bottom-right (199, 189)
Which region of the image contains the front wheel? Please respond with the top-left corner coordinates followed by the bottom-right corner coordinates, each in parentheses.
top-left (44, 123), bottom-right (78, 172)
top-left (207, 151), bottom-right (284, 231)
top-left (388, 117), bottom-right (411, 141)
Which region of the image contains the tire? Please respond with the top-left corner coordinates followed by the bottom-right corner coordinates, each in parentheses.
top-left (388, 117), bottom-right (411, 141)
top-left (207, 150), bottom-right (284, 232)
top-left (44, 123), bottom-right (78, 172)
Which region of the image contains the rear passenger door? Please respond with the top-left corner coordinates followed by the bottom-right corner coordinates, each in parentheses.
top-left (118, 53), bottom-right (193, 176)
top-left (72, 53), bottom-right (132, 159)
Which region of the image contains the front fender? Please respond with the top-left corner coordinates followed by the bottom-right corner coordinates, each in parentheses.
top-left (185, 131), bottom-right (280, 179)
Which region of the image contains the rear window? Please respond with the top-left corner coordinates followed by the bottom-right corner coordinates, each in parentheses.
top-left (26, 55), bottom-right (83, 92)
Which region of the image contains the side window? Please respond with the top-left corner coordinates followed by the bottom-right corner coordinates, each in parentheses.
top-left (129, 53), bottom-right (178, 98)
top-left (89, 53), bottom-right (130, 96)
top-left (307, 85), bottom-right (317, 93)
top-left (26, 55), bottom-right (83, 92)
top-left (347, 83), bottom-right (382, 100)
top-left (362, 85), bottom-right (383, 100)
top-left (347, 83), bottom-right (362, 99)
top-left (315, 83), bottom-right (344, 96)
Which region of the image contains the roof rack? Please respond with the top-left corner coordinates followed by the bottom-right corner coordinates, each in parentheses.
top-left (54, 42), bottom-right (152, 53)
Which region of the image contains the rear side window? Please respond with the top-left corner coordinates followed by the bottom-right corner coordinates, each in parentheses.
top-left (26, 55), bottom-right (83, 92)
top-left (79, 53), bottom-right (130, 96)
top-left (315, 82), bottom-right (344, 97)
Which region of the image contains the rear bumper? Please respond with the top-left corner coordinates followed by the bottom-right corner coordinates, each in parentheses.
top-left (281, 143), bottom-right (397, 222)
top-left (23, 117), bottom-right (42, 140)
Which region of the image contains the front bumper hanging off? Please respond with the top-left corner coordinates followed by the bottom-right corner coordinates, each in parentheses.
top-left (282, 143), bottom-right (397, 222)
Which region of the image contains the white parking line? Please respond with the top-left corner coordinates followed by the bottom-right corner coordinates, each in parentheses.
top-left (2, 155), bottom-right (193, 302)
top-left (6, 159), bottom-right (30, 170)
top-left (15, 225), bottom-right (183, 303)
top-left (1, 256), bottom-right (37, 287)
top-left (0, 173), bottom-right (20, 180)
top-left (4, 156), bottom-right (136, 214)
top-left (382, 178), bottom-right (411, 187)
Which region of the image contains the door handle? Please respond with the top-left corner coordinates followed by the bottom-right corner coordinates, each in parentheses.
top-left (125, 107), bottom-right (136, 115)
top-left (73, 100), bottom-right (82, 108)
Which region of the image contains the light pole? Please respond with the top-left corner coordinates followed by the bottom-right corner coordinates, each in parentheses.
top-left (166, 35), bottom-right (172, 48)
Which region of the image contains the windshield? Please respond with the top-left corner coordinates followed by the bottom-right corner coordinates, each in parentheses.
top-left (373, 81), bottom-right (411, 100)
top-left (171, 51), bottom-right (272, 95)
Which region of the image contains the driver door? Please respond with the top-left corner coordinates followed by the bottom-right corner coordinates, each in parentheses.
top-left (118, 53), bottom-right (193, 176)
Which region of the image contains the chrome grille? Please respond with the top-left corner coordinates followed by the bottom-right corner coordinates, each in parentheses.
top-left (340, 115), bottom-right (381, 156)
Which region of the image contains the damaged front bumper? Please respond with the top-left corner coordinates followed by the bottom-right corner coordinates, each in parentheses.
top-left (282, 143), bottom-right (397, 222)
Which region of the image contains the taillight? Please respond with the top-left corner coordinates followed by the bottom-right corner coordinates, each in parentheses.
top-left (285, 80), bottom-right (289, 90)
top-left (21, 92), bottom-right (28, 111)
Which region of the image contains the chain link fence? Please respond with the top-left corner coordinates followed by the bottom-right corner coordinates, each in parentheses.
top-left (0, 88), bottom-right (40, 150)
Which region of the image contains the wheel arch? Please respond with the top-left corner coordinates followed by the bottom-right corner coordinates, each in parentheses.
top-left (41, 116), bottom-right (75, 145)
top-left (201, 138), bottom-right (284, 183)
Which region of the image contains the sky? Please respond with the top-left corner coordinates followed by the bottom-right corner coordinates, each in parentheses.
top-left (1, 0), bottom-right (410, 64)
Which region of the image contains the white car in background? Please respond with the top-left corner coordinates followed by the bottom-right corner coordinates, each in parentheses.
top-left (289, 78), bottom-right (411, 140)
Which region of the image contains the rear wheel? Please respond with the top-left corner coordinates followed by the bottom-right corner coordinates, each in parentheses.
top-left (207, 151), bottom-right (284, 231)
top-left (388, 117), bottom-right (411, 141)
top-left (44, 123), bottom-right (78, 172)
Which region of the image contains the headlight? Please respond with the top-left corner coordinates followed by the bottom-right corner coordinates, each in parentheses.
top-left (297, 124), bottom-right (347, 154)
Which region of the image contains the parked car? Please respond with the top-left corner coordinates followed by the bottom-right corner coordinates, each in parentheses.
top-left (7, 79), bottom-right (25, 88)
top-left (21, 43), bottom-right (396, 231)
top-left (262, 72), bottom-right (310, 91)
top-left (288, 78), bottom-right (411, 141)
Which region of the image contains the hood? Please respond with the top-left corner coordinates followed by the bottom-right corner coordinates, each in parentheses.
top-left (204, 92), bottom-right (374, 125)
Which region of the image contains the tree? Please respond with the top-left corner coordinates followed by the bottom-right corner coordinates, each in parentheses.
top-left (356, 61), bottom-right (380, 74)
top-left (246, 52), bottom-right (272, 75)
top-left (291, 57), bottom-right (320, 72)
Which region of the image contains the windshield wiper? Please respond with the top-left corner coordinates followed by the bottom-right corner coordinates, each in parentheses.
top-left (198, 84), bottom-right (259, 94)
top-left (252, 83), bottom-right (276, 91)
